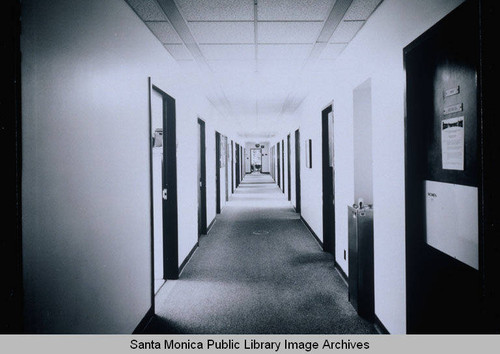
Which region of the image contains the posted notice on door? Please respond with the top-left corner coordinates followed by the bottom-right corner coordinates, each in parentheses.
top-left (441, 116), bottom-right (464, 170)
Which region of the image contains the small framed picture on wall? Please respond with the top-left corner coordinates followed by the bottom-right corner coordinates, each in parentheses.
top-left (305, 139), bottom-right (312, 168)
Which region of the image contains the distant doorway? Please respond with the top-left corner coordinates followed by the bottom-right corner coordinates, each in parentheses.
top-left (250, 148), bottom-right (262, 173)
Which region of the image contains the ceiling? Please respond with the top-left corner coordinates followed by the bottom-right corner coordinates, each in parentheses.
top-left (125, 0), bottom-right (383, 139)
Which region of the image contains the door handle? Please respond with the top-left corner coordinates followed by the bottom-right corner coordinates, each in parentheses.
top-left (162, 189), bottom-right (167, 200)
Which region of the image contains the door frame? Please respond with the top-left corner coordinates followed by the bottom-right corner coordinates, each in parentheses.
top-left (150, 82), bottom-right (179, 287)
top-left (322, 104), bottom-right (335, 255)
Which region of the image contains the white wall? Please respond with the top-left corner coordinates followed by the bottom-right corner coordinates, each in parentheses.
top-left (261, 142), bottom-right (270, 173)
top-left (353, 79), bottom-right (373, 206)
top-left (244, 142), bottom-right (254, 173)
top-left (205, 124), bottom-right (217, 227)
top-left (290, 0), bottom-right (465, 334)
top-left (218, 135), bottom-right (228, 211)
top-left (21, 0), bottom-right (226, 333)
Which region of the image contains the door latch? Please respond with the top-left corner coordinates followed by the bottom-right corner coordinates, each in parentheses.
top-left (162, 188), bottom-right (167, 200)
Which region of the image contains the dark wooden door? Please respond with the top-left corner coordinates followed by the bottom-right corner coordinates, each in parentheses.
top-left (1, 0), bottom-right (23, 332)
top-left (231, 141), bottom-right (234, 193)
top-left (225, 136), bottom-right (229, 202)
top-left (287, 134), bottom-right (291, 201)
top-left (404, 0), bottom-right (483, 333)
top-left (295, 129), bottom-right (301, 213)
top-left (152, 85), bottom-right (179, 280)
top-left (277, 142), bottom-right (281, 188)
top-left (322, 105), bottom-right (335, 255)
top-left (215, 132), bottom-right (221, 214)
top-left (281, 139), bottom-right (285, 194)
top-left (236, 143), bottom-right (240, 188)
top-left (198, 119), bottom-right (207, 236)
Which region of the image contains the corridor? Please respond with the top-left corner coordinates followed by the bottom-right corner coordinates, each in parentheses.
top-left (6, 0), bottom-right (497, 337)
top-left (146, 173), bottom-right (375, 334)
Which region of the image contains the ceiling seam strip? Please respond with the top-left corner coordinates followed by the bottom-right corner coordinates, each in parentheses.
top-left (306, 0), bottom-right (354, 66)
top-left (154, 0), bottom-right (209, 70)
top-left (254, 0), bottom-right (259, 123)
top-left (275, 0), bottom-right (354, 121)
top-left (154, 0), bottom-right (243, 130)
top-left (254, 0), bottom-right (259, 73)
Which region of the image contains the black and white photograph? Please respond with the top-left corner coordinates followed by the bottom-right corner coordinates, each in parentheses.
top-left (1, 0), bottom-right (499, 352)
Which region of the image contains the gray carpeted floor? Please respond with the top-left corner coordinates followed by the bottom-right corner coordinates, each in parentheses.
top-left (145, 173), bottom-right (377, 334)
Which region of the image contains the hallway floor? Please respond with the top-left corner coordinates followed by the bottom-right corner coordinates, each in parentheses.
top-left (145, 173), bottom-right (377, 334)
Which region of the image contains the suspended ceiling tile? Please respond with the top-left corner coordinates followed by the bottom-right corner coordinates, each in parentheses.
top-left (208, 60), bottom-right (255, 75)
top-left (200, 44), bottom-right (254, 60)
top-left (258, 44), bottom-right (313, 60)
top-left (189, 22), bottom-right (255, 44)
top-left (145, 21), bottom-right (182, 43)
top-left (228, 100), bottom-right (257, 115)
top-left (258, 60), bottom-right (304, 74)
top-left (257, 0), bottom-right (333, 21)
top-left (176, 0), bottom-right (254, 21)
top-left (164, 44), bottom-right (193, 60)
top-left (258, 22), bottom-right (323, 44)
top-left (319, 43), bottom-right (347, 59)
top-left (257, 99), bottom-right (285, 115)
top-left (177, 59), bottom-right (199, 72)
top-left (344, 0), bottom-right (383, 21)
top-left (329, 20), bottom-right (364, 43)
top-left (208, 60), bottom-right (256, 73)
top-left (126, 0), bottom-right (168, 21)
top-left (309, 59), bottom-right (336, 73)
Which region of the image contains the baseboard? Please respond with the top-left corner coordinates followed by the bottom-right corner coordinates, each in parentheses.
top-left (207, 218), bottom-right (216, 234)
top-left (300, 216), bottom-right (323, 248)
top-left (374, 314), bottom-right (390, 334)
top-left (179, 241), bottom-right (199, 275)
top-left (133, 307), bottom-right (154, 334)
top-left (334, 261), bottom-right (348, 285)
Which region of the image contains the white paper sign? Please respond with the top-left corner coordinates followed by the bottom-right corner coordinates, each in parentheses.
top-left (441, 116), bottom-right (464, 170)
top-left (425, 180), bottom-right (478, 270)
